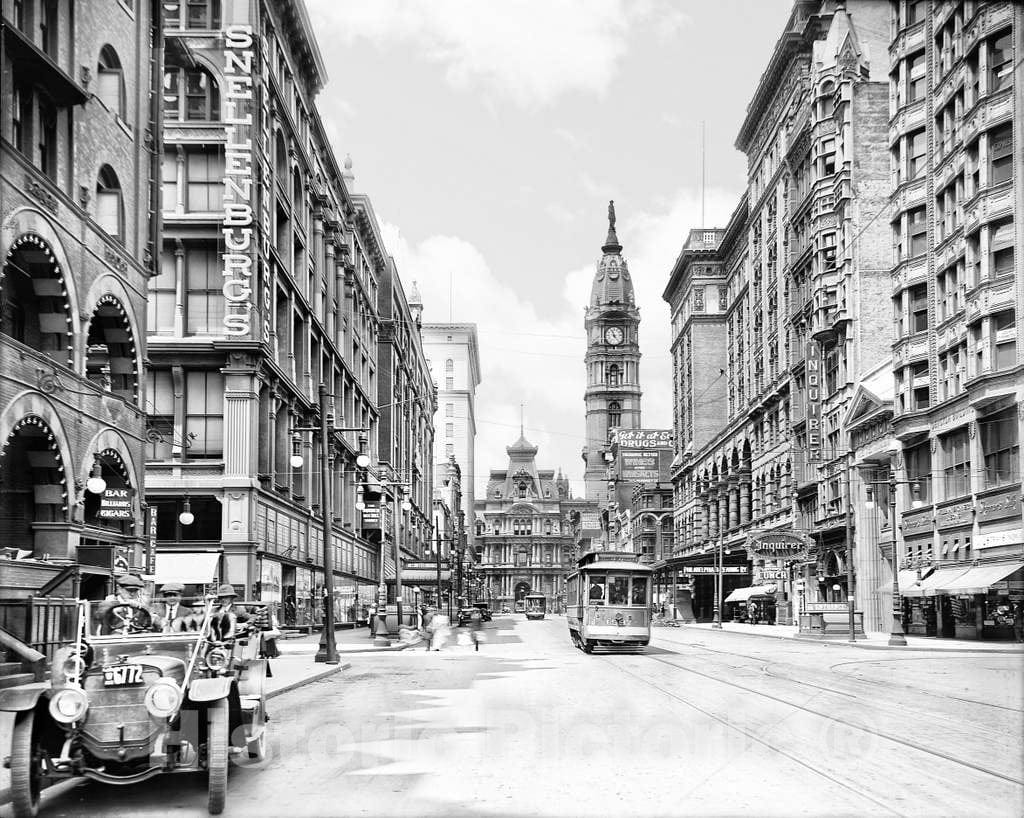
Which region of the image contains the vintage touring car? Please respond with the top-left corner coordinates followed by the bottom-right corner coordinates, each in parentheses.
top-left (0, 597), bottom-right (273, 816)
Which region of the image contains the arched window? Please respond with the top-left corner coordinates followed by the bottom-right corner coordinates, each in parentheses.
top-left (608, 401), bottom-right (621, 428)
top-left (275, 132), bottom-right (288, 182)
top-left (818, 80), bottom-right (835, 120)
top-left (445, 358), bottom-right (454, 372)
top-left (163, 66), bottom-right (219, 121)
top-left (292, 168), bottom-right (303, 223)
top-left (96, 165), bottom-right (123, 241)
top-left (607, 363), bottom-right (621, 386)
top-left (97, 46), bottom-right (124, 117)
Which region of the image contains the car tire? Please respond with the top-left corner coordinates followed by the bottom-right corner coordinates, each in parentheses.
top-left (207, 700), bottom-right (229, 815)
top-left (10, 710), bottom-right (42, 818)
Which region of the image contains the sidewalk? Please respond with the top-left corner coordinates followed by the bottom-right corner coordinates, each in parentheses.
top-left (658, 620), bottom-right (1024, 654)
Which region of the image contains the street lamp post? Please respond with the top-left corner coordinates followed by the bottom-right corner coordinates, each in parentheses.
top-left (865, 471), bottom-right (923, 647)
top-left (293, 386), bottom-right (369, 664)
top-left (712, 538), bottom-right (730, 629)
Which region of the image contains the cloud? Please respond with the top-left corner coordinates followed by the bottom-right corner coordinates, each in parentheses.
top-left (379, 184), bottom-right (741, 501)
top-left (543, 202), bottom-right (578, 226)
top-left (308, 0), bottom-right (689, 108)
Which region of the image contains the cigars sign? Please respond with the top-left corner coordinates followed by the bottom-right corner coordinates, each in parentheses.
top-left (221, 25), bottom-right (256, 337)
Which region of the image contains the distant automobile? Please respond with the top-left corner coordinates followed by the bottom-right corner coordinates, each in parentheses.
top-left (472, 602), bottom-right (492, 622)
top-left (500, 606), bottom-right (511, 614)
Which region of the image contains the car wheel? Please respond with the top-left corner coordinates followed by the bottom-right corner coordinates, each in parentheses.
top-left (207, 700), bottom-right (229, 815)
top-left (583, 640), bottom-right (594, 654)
top-left (10, 710), bottom-right (42, 818)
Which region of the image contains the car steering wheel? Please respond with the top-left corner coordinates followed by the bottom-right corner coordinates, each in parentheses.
top-left (103, 604), bottom-right (153, 634)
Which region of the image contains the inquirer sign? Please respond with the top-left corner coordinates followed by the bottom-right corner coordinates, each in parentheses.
top-left (745, 530), bottom-right (812, 560)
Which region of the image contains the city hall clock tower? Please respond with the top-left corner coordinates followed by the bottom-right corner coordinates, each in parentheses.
top-left (582, 201), bottom-right (642, 502)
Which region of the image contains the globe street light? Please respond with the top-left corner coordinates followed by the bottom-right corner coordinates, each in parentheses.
top-left (86, 462), bottom-right (107, 495)
top-left (178, 497), bottom-right (194, 527)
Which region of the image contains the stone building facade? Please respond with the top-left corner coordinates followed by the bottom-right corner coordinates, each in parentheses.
top-left (664, 1), bottom-right (894, 628)
top-left (474, 433), bottom-right (573, 611)
top-left (872, 0), bottom-right (1022, 639)
top-left (422, 321), bottom-right (481, 550)
top-left (145, 1), bottom-right (432, 627)
top-left (1, 0), bottom-right (155, 597)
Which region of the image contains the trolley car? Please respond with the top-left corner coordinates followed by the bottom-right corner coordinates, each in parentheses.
top-left (566, 551), bottom-right (652, 653)
top-left (524, 593), bottom-right (547, 620)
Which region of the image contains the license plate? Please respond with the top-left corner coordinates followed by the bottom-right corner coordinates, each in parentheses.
top-left (103, 664), bottom-right (144, 686)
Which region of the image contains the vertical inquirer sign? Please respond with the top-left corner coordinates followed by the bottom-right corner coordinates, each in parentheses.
top-left (805, 341), bottom-right (822, 462)
top-left (221, 25), bottom-right (255, 336)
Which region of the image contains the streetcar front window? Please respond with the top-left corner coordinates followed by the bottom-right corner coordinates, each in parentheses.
top-left (608, 576), bottom-right (629, 606)
top-left (588, 576), bottom-right (605, 603)
top-left (631, 577), bottom-right (648, 605)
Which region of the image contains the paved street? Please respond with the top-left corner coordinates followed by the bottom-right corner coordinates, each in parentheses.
top-left (8, 614), bottom-right (1022, 818)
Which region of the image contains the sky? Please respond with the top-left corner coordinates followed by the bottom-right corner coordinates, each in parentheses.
top-left (305, 0), bottom-right (794, 499)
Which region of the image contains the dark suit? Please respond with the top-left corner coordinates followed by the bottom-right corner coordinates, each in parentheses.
top-left (152, 600), bottom-right (195, 632)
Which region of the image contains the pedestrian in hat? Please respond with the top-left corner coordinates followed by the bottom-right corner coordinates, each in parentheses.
top-left (95, 575), bottom-right (152, 634)
top-left (153, 582), bottom-right (194, 633)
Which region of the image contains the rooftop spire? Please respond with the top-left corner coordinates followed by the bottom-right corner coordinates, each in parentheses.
top-left (602, 200), bottom-right (622, 253)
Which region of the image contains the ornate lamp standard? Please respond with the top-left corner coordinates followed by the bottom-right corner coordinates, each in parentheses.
top-left (292, 386), bottom-right (369, 663)
top-left (865, 470), bottom-right (923, 647)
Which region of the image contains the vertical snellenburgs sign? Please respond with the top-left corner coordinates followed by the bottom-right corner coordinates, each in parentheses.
top-left (257, 28), bottom-right (273, 344)
top-left (221, 25), bottom-right (255, 336)
top-left (805, 341), bottom-right (822, 462)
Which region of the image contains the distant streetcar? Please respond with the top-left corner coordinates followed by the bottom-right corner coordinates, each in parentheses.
top-left (524, 593), bottom-right (546, 620)
top-left (566, 551), bottom-right (652, 653)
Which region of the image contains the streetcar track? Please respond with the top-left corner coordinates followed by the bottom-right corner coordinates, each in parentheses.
top-left (663, 636), bottom-right (1023, 714)
top-left (625, 648), bottom-right (1024, 788)
top-left (604, 656), bottom-right (906, 817)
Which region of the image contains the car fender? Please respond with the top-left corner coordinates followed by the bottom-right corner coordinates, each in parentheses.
top-left (187, 677), bottom-right (234, 702)
top-left (0, 682), bottom-right (49, 712)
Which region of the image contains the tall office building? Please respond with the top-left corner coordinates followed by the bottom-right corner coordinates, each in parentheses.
top-left (422, 322), bottom-right (481, 549)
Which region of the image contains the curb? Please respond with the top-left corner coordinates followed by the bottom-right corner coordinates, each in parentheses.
top-left (666, 624), bottom-right (1024, 655)
top-left (266, 661), bottom-right (350, 699)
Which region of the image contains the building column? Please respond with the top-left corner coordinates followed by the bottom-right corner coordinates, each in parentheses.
top-left (739, 472), bottom-right (751, 525)
top-left (173, 242), bottom-right (185, 337)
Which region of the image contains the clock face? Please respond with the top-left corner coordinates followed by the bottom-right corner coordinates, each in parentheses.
top-left (605, 326), bottom-right (624, 345)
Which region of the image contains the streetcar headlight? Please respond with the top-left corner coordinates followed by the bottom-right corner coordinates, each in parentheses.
top-left (49, 688), bottom-right (89, 724)
top-left (144, 679), bottom-right (183, 719)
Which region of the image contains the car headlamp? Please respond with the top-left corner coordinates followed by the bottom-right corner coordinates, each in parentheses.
top-left (144, 679), bottom-right (183, 719)
top-left (48, 687), bottom-right (89, 724)
top-left (204, 647), bottom-right (230, 672)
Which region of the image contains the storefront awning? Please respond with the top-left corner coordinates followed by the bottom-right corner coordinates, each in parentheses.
top-left (901, 566), bottom-right (970, 598)
top-left (724, 584), bottom-right (776, 603)
top-left (153, 551), bottom-right (221, 585)
top-left (401, 568), bottom-right (452, 586)
top-left (877, 569), bottom-right (933, 595)
top-left (930, 562), bottom-right (1024, 596)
